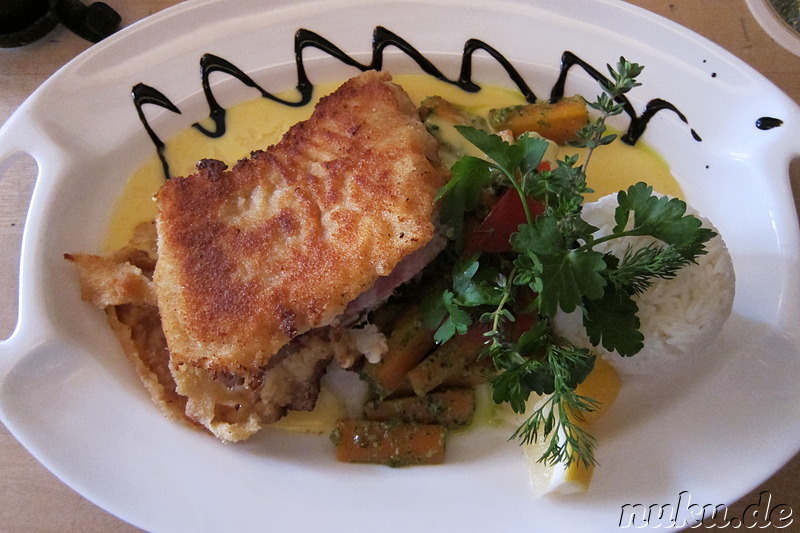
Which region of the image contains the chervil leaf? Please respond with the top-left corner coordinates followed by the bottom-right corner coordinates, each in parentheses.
top-left (614, 182), bottom-right (716, 259)
top-left (534, 249), bottom-right (607, 317)
top-left (454, 125), bottom-right (522, 170)
top-left (582, 288), bottom-right (644, 356)
top-left (433, 290), bottom-right (473, 344)
top-left (516, 133), bottom-right (551, 177)
top-left (511, 217), bottom-right (567, 257)
top-left (433, 318), bottom-right (457, 345)
top-left (490, 337), bottom-right (595, 406)
top-left (420, 286), bottom-right (448, 331)
top-left (512, 219), bottom-right (607, 316)
top-left (452, 255), bottom-right (505, 307)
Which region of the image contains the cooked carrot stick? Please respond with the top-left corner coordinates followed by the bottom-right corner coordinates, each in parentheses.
top-left (406, 332), bottom-right (483, 396)
top-left (361, 305), bottom-right (436, 397)
top-left (363, 388), bottom-right (476, 429)
top-left (331, 418), bottom-right (445, 466)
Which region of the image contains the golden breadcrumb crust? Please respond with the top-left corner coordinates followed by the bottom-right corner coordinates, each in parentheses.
top-left (154, 70), bottom-right (445, 381)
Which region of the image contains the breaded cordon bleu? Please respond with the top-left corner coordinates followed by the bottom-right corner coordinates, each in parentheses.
top-left (66, 70), bottom-right (448, 441)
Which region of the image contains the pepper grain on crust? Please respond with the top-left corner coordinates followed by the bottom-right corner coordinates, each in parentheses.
top-left (153, 70), bottom-right (446, 440)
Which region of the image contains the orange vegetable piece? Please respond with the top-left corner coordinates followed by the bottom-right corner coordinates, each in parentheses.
top-left (405, 325), bottom-right (485, 396)
top-left (363, 388), bottom-right (476, 429)
top-left (488, 96), bottom-right (588, 145)
top-left (361, 305), bottom-right (436, 397)
top-left (331, 419), bottom-right (445, 466)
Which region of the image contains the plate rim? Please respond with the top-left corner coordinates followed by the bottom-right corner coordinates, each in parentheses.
top-left (1, 1), bottom-right (800, 531)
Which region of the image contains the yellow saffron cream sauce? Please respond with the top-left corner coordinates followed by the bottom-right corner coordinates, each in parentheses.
top-left (103, 74), bottom-right (681, 434)
top-left (104, 74), bottom-right (681, 252)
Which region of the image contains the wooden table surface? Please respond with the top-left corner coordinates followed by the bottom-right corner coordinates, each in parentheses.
top-left (1, 1), bottom-right (798, 531)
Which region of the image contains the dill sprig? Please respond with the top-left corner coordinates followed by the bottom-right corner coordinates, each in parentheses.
top-left (425, 58), bottom-right (715, 467)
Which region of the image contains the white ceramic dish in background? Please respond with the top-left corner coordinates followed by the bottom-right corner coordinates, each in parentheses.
top-left (0, 0), bottom-right (799, 531)
top-left (745, 0), bottom-right (800, 57)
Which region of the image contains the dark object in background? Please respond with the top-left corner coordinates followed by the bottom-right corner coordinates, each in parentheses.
top-left (0, 0), bottom-right (58, 47)
top-left (55, 0), bottom-right (121, 43)
top-left (0, 0), bottom-right (121, 48)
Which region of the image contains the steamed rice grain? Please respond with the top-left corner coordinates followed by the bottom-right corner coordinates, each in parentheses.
top-left (552, 193), bottom-right (735, 376)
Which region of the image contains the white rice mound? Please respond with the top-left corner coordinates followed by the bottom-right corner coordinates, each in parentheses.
top-left (552, 192), bottom-right (735, 376)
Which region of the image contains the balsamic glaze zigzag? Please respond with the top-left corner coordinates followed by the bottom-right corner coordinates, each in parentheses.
top-left (132, 26), bottom-right (698, 179)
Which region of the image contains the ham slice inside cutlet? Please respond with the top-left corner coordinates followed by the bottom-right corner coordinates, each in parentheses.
top-left (153, 70), bottom-right (447, 441)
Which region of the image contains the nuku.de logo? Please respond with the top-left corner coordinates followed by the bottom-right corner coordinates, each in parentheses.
top-left (618, 490), bottom-right (793, 529)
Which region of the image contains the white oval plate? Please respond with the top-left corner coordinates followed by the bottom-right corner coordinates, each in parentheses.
top-left (1, 1), bottom-right (799, 531)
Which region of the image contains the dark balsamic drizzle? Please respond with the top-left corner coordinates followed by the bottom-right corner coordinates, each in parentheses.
top-left (193, 54), bottom-right (313, 139)
top-left (132, 26), bottom-right (698, 180)
top-left (131, 83), bottom-right (182, 178)
top-left (552, 52), bottom-right (701, 144)
top-left (756, 116), bottom-right (783, 130)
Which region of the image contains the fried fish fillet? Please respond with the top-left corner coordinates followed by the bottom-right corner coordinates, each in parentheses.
top-left (154, 70), bottom-right (446, 440)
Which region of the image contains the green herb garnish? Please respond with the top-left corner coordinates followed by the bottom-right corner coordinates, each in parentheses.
top-left (425, 58), bottom-right (715, 467)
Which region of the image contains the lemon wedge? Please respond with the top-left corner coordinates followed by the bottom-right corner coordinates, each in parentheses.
top-left (577, 357), bottom-right (622, 425)
top-left (523, 358), bottom-right (621, 496)
top-left (524, 434), bottom-right (596, 496)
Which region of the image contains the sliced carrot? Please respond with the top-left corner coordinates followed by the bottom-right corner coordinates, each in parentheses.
top-left (361, 305), bottom-right (436, 397)
top-left (406, 330), bottom-right (483, 396)
top-left (331, 418), bottom-right (445, 467)
top-left (488, 96), bottom-right (589, 145)
top-left (363, 388), bottom-right (476, 429)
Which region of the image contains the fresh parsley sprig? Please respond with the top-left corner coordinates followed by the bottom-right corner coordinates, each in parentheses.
top-left (425, 57), bottom-right (715, 467)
